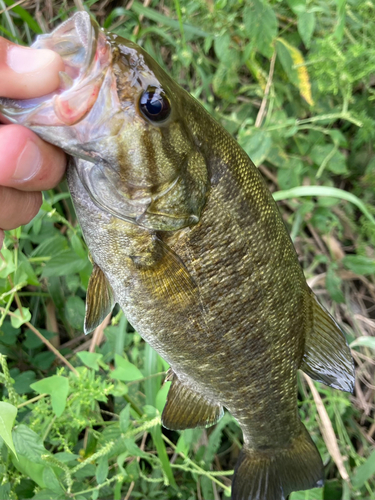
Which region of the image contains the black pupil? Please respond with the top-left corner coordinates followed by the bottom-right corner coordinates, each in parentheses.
top-left (139, 87), bottom-right (171, 122)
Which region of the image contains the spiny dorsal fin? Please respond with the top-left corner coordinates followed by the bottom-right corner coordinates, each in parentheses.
top-left (84, 264), bottom-right (115, 334)
top-left (161, 371), bottom-right (223, 430)
top-left (300, 290), bottom-right (355, 393)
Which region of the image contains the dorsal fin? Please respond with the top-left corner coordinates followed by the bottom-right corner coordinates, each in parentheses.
top-left (300, 290), bottom-right (355, 393)
top-left (84, 263), bottom-right (115, 334)
top-left (161, 370), bottom-right (224, 430)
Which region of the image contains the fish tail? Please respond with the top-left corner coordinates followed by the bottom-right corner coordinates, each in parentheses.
top-left (232, 422), bottom-right (323, 500)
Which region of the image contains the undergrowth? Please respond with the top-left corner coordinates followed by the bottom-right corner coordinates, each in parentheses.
top-left (0, 0), bottom-right (375, 499)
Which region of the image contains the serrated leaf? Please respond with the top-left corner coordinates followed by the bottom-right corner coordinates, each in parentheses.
top-left (244, 0), bottom-right (278, 58)
top-left (10, 307), bottom-right (31, 328)
top-left (111, 354), bottom-right (143, 382)
top-left (77, 352), bottom-right (103, 371)
top-left (30, 376), bottom-right (69, 417)
top-left (0, 402), bottom-right (17, 456)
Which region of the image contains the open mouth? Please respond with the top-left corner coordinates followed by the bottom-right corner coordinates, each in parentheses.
top-left (0, 12), bottom-right (112, 127)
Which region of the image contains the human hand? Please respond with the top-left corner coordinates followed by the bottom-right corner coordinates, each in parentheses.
top-left (0, 37), bottom-right (66, 248)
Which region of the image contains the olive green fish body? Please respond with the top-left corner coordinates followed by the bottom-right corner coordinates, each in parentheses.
top-left (0, 13), bottom-right (355, 500)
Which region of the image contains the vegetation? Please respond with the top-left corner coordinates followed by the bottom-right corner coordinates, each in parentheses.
top-left (0, 0), bottom-right (375, 498)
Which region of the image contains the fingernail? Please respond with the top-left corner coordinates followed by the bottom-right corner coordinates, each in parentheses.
top-left (7, 46), bottom-right (56, 74)
top-left (12, 140), bottom-right (42, 181)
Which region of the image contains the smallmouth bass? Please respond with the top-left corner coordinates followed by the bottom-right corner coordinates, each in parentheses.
top-left (0, 13), bottom-right (355, 500)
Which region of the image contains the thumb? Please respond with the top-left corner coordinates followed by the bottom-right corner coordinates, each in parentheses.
top-left (0, 37), bottom-right (64, 99)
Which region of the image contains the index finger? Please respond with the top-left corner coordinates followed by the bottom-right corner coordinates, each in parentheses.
top-left (0, 36), bottom-right (64, 99)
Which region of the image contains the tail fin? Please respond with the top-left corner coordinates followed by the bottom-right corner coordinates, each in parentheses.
top-left (232, 423), bottom-right (323, 500)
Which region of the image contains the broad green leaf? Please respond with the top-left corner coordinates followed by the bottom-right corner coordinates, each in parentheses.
top-left (10, 307), bottom-right (31, 329)
top-left (0, 402), bottom-right (17, 456)
top-left (342, 255), bottom-right (375, 275)
top-left (12, 454), bottom-right (47, 488)
top-left (42, 467), bottom-right (64, 494)
top-left (290, 487), bottom-right (323, 499)
top-left (111, 354), bottom-right (143, 382)
top-left (41, 249), bottom-right (88, 278)
top-left (352, 449), bottom-right (375, 489)
top-left (13, 370), bottom-right (36, 395)
top-left (12, 425), bottom-right (47, 464)
top-left (30, 376), bottom-right (69, 417)
top-left (244, 0), bottom-right (278, 58)
top-left (239, 130), bottom-right (272, 166)
top-left (298, 11), bottom-right (316, 48)
top-left (64, 295), bottom-right (85, 330)
top-left (77, 352), bottom-right (103, 371)
top-left (96, 456), bottom-right (109, 484)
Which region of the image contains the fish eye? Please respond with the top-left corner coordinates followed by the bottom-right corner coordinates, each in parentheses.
top-left (139, 86), bottom-right (171, 122)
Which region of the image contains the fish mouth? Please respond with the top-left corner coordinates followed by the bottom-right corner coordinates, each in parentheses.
top-left (0, 12), bottom-right (112, 127)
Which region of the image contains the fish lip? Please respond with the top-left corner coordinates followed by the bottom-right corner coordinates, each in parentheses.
top-left (0, 12), bottom-right (111, 126)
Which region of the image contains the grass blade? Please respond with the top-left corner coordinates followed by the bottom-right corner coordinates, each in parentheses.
top-left (273, 186), bottom-right (375, 225)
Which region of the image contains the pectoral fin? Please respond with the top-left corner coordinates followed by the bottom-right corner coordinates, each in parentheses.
top-left (162, 370), bottom-right (224, 430)
top-left (84, 264), bottom-right (115, 334)
top-left (300, 290), bottom-right (355, 393)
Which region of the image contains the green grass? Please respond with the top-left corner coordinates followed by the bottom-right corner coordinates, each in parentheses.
top-left (1, 0), bottom-right (375, 499)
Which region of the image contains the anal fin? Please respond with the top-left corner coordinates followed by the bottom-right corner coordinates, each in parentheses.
top-left (84, 263), bottom-right (115, 334)
top-left (300, 290), bottom-right (355, 393)
top-left (161, 371), bottom-right (223, 430)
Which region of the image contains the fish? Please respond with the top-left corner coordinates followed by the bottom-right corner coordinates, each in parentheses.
top-left (0, 12), bottom-right (355, 500)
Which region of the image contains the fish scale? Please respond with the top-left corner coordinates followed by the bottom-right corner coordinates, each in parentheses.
top-left (0, 12), bottom-right (355, 500)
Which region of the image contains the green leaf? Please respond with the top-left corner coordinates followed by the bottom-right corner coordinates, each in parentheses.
top-left (342, 255), bottom-right (375, 275)
top-left (239, 130), bottom-right (272, 166)
top-left (350, 337), bottom-right (375, 350)
top-left (244, 0), bottom-right (278, 58)
top-left (156, 381), bottom-right (171, 415)
top-left (77, 352), bottom-right (103, 371)
top-left (290, 486), bottom-right (323, 499)
top-left (12, 425), bottom-right (47, 464)
top-left (1, 0), bottom-right (42, 33)
top-left (41, 249), bottom-right (88, 278)
top-left (13, 371), bottom-right (36, 394)
top-left (111, 354), bottom-right (143, 382)
top-left (272, 186), bottom-right (375, 226)
top-left (30, 376), bottom-right (69, 417)
top-left (352, 449), bottom-right (375, 489)
top-left (10, 307), bottom-right (31, 329)
top-left (64, 295), bottom-right (85, 330)
top-left (0, 248), bottom-right (15, 279)
top-left (96, 456), bottom-right (109, 484)
top-left (0, 402), bottom-right (17, 457)
top-left (119, 404), bottom-right (131, 433)
top-left (325, 265), bottom-right (344, 303)
top-left (298, 11), bottom-right (316, 48)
